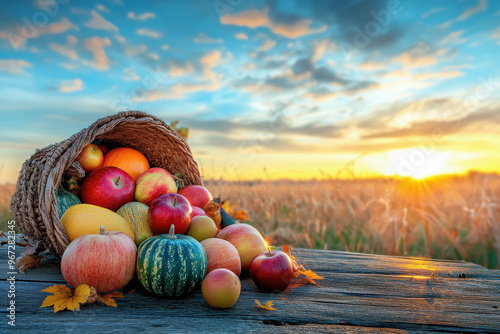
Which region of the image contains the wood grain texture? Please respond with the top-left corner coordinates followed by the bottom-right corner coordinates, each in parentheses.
top-left (1, 244), bottom-right (499, 333)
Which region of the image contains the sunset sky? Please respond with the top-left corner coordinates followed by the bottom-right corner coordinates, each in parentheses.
top-left (1, 0), bottom-right (500, 183)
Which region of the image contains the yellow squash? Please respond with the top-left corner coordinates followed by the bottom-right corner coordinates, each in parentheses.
top-left (61, 204), bottom-right (135, 242)
top-left (117, 201), bottom-right (153, 246)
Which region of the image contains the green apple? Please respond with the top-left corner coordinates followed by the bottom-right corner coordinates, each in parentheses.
top-left (186, 216), bottom-right (217, 242)
top-left (202, 268), bottom-right (241, 308)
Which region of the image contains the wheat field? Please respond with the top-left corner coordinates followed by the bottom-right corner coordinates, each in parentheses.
top-left (207, 172), bottom-right (500, 269)
top-left (1, 172), bottom-right (499, 269)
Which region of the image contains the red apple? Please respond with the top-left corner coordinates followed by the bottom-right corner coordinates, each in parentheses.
top-left (61, 226), bottom-right (137, 292)
top-left (249, 250), bottom-right (294, 292)
top-left (216, 224), bottom-right (267, 271)
top-left (201, 238), bottom-right (241, 276)
top-left (98, 144), bottom-right (109, 155)
top-left (149, 193), bottom-right (192, 235)
top-left (134, 167), bottom-right (177, 206)
top-left (77, 143), bottom-right (104, 173)
top-left (178, 185), bottom-right (212, 208)
top-left (202, 268), bottom-right (241, 308)
top-left (191, 206), bottom-right (207, 218)
top-left (80, 166), bottom-right (135, 211)
top-left (186, 216), bottom-right (217, 242)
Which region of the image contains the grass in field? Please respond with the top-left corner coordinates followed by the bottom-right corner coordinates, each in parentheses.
top-left (206, 172), bottom-right (500, 269)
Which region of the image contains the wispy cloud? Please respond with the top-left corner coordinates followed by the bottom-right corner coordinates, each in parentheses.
top-left (437, 20), bottom-right (453, 30)
top-left (122, 68), bottom-right (139, 81)
top-left (85, 10), bottom-right (119, 31)
top-left (235, 33), bottom-right (248, 40)
top-left (136, 28), bottom-right (162, 38)
top-left (440, 30), bottom-right (467, 45)
top-left (421, 8), bottom-right (446, 18)
top-left (492, 25), bottom-right (500, 43)
top-left (257, 39), bottom-right (276, 51)
top-left (168, 60), bottom-right (195, 77)
top-left (312, 39), bottom-right (333, 63)
top-left (220, 8), bottom-right (327, 38)
top-left (133, 81), bottom-right (222, 101)
top-left (41, 18), bottom-right (79, 35)
top-left (193, 33), bottom-right (223, 44)
top-left (59, 79), bottom-right (83, 92)
top-left (0, 59), bottom-right (32, 74)
top-left (83, 37), bottom-right (111, 70)
top-left (96, 4), bottom-right (110, 13)
top-left (413, 70), bottom-right (464, 82)
top-left (49, 36), bottom-right (78, 60)
top-left (124, 43), bottom-right (147, 57)
top-left (0, 18), bottom-right (78, 49)
top-left (393, 43), bottom-right (437, 68)
top-left (457, 0), bottom-right (487, 21)
top-left (128, 12), bottom-right (156, 20)
top-left (200, 50), bottom-right (226, 79)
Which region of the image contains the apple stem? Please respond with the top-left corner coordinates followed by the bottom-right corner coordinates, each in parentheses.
top-left (167, 224), bottom-right (176, 239)
top-left (267, 245), bottom-right (273, 257)
top-left (173, 195), bottom-right (177, 206)
top-left (115, 175), bottom-right (121, 186)
top-left (100, 225), bottom-right (105, 235)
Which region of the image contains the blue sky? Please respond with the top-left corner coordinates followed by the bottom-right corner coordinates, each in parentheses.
top-left (1, 0), bottom-right (500, 182)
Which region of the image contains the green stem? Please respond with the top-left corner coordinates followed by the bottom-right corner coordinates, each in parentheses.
top-left (267, 245), bottom-right (273, 257)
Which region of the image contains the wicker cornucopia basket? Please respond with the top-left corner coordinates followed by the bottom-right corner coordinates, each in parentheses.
top-left (10, 111), bottom-right (202, 256)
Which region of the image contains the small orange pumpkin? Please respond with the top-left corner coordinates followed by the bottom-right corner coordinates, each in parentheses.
top-left (102, 147), bottom-right (149, 182)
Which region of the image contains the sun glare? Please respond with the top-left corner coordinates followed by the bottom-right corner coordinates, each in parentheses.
top-left (382, 149), bottom-right (453, 180)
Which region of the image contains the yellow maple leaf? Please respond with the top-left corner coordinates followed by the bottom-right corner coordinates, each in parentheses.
top-left (41, 284), bottom-right (91, 313)
top-left (254, 299), bottom-right (276, 310)
top-left (99, 291), bottom-right (125, 307)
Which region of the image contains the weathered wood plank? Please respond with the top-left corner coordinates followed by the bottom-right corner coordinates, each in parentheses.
top-left (1, 244), bottom-right (499, 333)
top-left (1, 278), bottom-right (499, 333)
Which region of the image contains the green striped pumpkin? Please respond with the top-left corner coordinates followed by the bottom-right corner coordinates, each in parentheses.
top-left (56, 184), bottom-right (81, 218)
top-left (137, 225), bottom-right (207, 298)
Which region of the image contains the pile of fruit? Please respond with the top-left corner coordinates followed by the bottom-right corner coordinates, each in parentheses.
top-left (57, 143), bottom-right (295, 308)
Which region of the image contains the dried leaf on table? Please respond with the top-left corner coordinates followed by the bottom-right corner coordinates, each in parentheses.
top-left (21, 240), bottom-right (40, 256)
top-left (254, 299), bottom-right (276, 310)
top-left (281, 245), bottom-right (324, 285)
top-left (99, 291), bottom-right (125, 307)
top-left (305, 277), bottom-right (319, 285)
top-left (40, 284), bottom-right (93, 313)
top-left (299, 269), bottom-right (324, 280)
top-left (16, 254), bottom-right (43, 273)
top-left (203, 197), bottom-right (222, 227)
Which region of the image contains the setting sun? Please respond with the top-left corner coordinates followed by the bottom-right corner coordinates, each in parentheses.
top-left (382, 149), bottom-right (454, 180)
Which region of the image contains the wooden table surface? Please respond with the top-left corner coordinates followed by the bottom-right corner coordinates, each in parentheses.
top-left (1, 243), bottom-right (499, 333)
